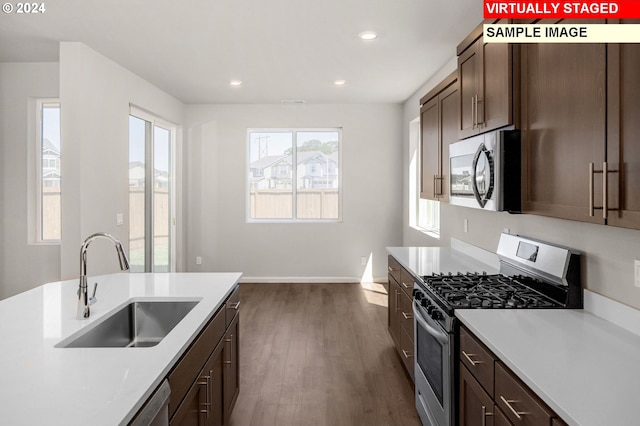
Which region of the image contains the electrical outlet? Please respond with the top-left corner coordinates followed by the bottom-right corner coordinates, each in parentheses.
top-left (503, 228), bottom-right (510, 234)
top-left (116, 213), bottom-right (123, 226)
top-left (361, 256), bottom-right (367, 266)
top-left (196, 256), bottom-right (202, 265)
top-left (464, 219), bottom-right (469, 233)
top-left (635, 260), bottom-right (640, 288)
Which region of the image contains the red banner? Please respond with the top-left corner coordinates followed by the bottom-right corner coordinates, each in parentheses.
top-left (484, 1), bottom-right (640, 19)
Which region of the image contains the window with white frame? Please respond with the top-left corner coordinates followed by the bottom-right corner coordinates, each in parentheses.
top-left (36, 99), bottom-right (61, 242)
top-left (247, 129), bottom-right (341, 221)
top-left (408, 117), bottom-right (440, 234)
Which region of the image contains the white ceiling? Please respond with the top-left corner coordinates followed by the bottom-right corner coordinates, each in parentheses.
top-left (0, 0), bottom-right (482, 104)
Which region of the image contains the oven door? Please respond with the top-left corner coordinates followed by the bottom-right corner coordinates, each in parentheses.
top-left (413, 300), bottom-right (452, 426)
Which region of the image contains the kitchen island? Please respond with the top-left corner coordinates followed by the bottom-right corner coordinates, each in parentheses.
top-left (0, 272), bottom-right (241, 425)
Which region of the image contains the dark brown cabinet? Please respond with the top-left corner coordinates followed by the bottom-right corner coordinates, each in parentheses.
top-left (162, 286), bottom-right (240, 426)
top-left (171, 343), bottom-right (224, 426)
top-left (520, 20), bottom-right (607, 224)
top-left (459, 326), bottom-right (565, 426)
top-left (222, 312), bottom-right (240, 425)
top-left (419, 71), bottom-right (458, 201)
top-left (387, 255), bottom-right (415, 381)
top-left (606, 19), bottom-right (640, 229)
top-left (457, 22), bottom-right (514, 139)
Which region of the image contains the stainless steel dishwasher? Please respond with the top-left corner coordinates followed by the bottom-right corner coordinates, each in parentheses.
top-left (130, 379), bottom-right (171, 426)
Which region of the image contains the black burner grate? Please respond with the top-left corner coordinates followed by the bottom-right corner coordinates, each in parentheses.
top-left (421, 273), bottom-right (563, 309)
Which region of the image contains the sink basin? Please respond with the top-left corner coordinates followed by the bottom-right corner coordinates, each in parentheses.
top-left (57, 300), bottom-right (199, 348)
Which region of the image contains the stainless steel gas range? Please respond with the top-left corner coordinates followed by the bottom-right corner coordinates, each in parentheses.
top-left (412, 233), bottom-right (582, 426)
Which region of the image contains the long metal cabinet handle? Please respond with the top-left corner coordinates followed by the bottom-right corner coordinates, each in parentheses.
top-left (462, 350), bottom-right (483, 366)
top-left (402, 281), bottom-right (411, 289)
top-left (230, 301), bottom-right (240, 310)
top-left (402, 349), bottom-right (412, 359)
top-left (589, 162), bottom-right (595, 216)
top-left (402, 311), bottom-right (412, 320)
top-left (603, 161), bottom-right (608, 219)
top-left (481, 405), bottom-right (493, 426)
top-left (395, 290), bottom-right (400, 312)
top-left (472, 96), bottom-right (477, 128)
top-left (224, 335), bottom-right (233, 365)
top-left (433, 175), bottom-right (437, 197)
top-left (500, 396), bottom-right (528, 419)
top-left (198, 374), bottom-right (211, 417)
top-left (476, 96), bottom-right (483, 125)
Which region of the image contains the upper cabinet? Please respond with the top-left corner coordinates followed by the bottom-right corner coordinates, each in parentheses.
top-left (420, 72), bottom-right (458, 201)
top-left (520, 19), bottom-right (607, 224)
top-left (457, 21), bottom-right (515, 139)
top-left (606, 19), bottom-right (640, 229)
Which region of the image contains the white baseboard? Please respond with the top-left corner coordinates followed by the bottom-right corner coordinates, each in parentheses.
top-left (239, 276), bottom-right (387, 284)
top-left (584, 290), bottom-right (640, 337)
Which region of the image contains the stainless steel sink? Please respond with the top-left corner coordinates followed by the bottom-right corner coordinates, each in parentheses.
top-left (57, 300), bottom-right (199, 348)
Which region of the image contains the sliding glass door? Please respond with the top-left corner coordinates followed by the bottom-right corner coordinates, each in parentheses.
top-left (128, 109), bottom-right (174, 273)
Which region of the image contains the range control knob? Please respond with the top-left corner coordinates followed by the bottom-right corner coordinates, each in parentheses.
top-left (427, 305), bottom-right (436, 315)
top-left (412, 289), bottom-right (420, 297)
top-left (420, 298), bottom-right (429, 308)
top-left (431, 310), bottom-right (442, 320)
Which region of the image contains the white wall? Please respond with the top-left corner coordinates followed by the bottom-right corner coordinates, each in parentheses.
top-left (184, 103), bottom-right (403, 282)
top-left (400, 59), bottom-right (640, 310)
top-left (0, 62), bottom-right (60, 299)
top-left (59, 43), bottom-right (184, 279)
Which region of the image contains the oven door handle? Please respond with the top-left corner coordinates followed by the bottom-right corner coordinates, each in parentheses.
top-left (413, 301), bottom-right (449, 344)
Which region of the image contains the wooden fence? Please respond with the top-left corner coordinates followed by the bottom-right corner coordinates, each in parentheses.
top-left (250, 189), bottom-right (339, 219)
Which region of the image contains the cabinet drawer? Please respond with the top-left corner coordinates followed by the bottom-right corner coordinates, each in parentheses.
top-left (225, 286), bottom-right (240, 327)
top-left (460, 326), bottom-right (496, 397)
top-left (168, 307), bottom-right (226, 418)
top-left (399, 268), bottom-right (414, 297)
top-left (399, 289), bottom-right (414, 338)
top-left (400, 326), bottom-right (415, 382)
top-left (388, 256), bottom-right (402, 286)
top-left (495, 362), bottom-right (554, 426)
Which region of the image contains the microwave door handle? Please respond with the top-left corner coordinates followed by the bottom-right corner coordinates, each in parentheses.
top-left (471, 144), bottom-right (485, 207)
top-left (413, 301), bottom-right (449, 344)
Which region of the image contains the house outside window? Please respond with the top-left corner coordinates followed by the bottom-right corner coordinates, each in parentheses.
top-left (37, 100), bottom-right (61, 242)
top-left (248, 129), bottom-right (341, 221)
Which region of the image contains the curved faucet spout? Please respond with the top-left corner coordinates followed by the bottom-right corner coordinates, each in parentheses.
top-left (78, 232), bottom-right (130, 319)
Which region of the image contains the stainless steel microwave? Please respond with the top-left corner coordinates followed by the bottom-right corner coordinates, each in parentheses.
top-left (449, 128), bottom-right (520, 212)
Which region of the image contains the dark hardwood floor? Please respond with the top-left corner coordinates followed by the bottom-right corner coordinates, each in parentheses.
top-left (229, 283), bottom-right (421, 426)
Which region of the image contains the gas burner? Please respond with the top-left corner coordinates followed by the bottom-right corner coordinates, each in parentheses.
top-left (421, 273), bottom-right (562, 310)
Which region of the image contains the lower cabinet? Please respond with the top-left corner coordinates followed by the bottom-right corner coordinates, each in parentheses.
top-left (459, 326), bottom-right (566, 426)
top-left (388, 255), bottom-right (415, 381)
top-left (222, 312), bottom-right (240, 425)
top-left (151, 285), bottom-right (240, 426)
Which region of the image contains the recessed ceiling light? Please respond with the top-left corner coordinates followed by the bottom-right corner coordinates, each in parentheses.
top-left (334, 80), bottom-right (346, 86)
top-left (359, 31), bottom-right (378, 40)
top-left (229, 80), bottom-right (242, 86)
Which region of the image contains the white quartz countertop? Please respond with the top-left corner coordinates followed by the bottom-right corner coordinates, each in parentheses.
top-left (456, 309), bottom-right (640, 426)
top-left (0, 272), bottom-right (242, 426)
top-left (386, 246), bottom-right (498, 277)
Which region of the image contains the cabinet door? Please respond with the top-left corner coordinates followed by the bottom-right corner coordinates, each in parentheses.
top-left (388, 277), bottom-right (401, 347)
top-left (458, 39), bottom-right (482, 139)
top-left (482, 42), bottom-right (512, 132)
top-left (205, 343), bottom-right (224, 426)
top-left (170, 375), bottom-right (207, 426)
top-left (607, 19), bottom-right (640, 229)
top-left (421, 96), bottom-right (440, 200)
top-left (223, 313), bottom-right (240, 425)
top-left (459, 364), bottom-right (495, 426)
top-left (521, 24), bottom-right (606, 223)
top-left (439, 82), bottom-right (458, 203)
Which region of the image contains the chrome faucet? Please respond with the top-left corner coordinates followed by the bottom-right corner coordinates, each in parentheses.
top-left (77, 232), bottom-right (130, 319)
